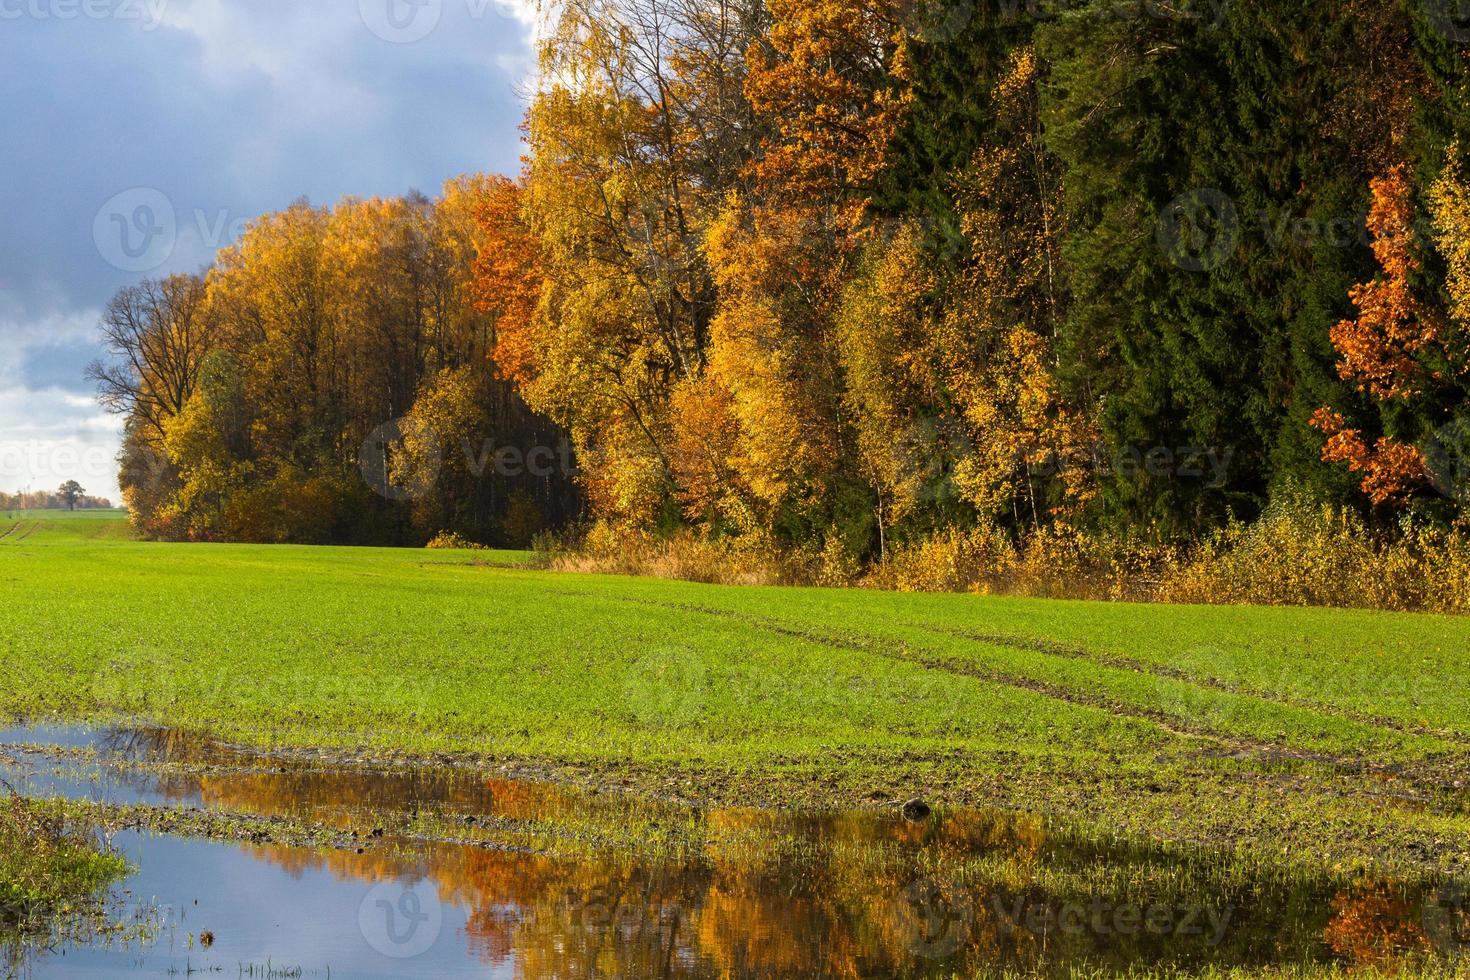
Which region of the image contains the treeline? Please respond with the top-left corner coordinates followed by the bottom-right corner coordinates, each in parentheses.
top-left (92, 182), bottom-right (579, 545)
top-left (1, 490), bottom-right (113, 511)
top-left (485, 0), bottom-right (1470, 550)
top-left (99, 0), bottom-right (1470, 560)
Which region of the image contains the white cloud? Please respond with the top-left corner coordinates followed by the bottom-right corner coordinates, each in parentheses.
top-left (0, 309), bottom-right (98, 362)
top-left (155, 0), bottom-right (539, 80)
top-left (0, 391), bottom-right (123, 502)
top-left (0, 0), bottom-right (544, 504)
top-left (0, 308), bottom-right (122, 500)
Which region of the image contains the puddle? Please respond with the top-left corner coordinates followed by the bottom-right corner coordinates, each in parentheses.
top-left (1, 722), bottom-right (1466, 977)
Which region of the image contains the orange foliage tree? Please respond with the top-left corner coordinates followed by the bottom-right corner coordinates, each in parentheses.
top-left (1312, 167), bottom-right (1435, 505)
top-left (1313, 151), bottom-right (1470, 508)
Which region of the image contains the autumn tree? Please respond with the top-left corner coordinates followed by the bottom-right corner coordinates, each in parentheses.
top-left (1035, 0), bottom-right (1429, 533)
top-left (942, 47), bottom-right (1092, 525)
top-left (88, 273), bottom-right (218, 441)
top-left (1310, 168), bottom-right (1434, 505)
top-left (836, 222), bottom-right (935, 556)
top-left (95, 0), bottom-right (1470, 552)
top-left (697, 0), bottom-right (910, 544)
top-left (57, 481), bottom-right (85, 512)
top-left (87, 273), bottom-right (220, 534)
top-left (837, 43), bottom-right (1092, 552)
top-left (471, 176), bottom-right (543, 390)
top-left (99, 184), bottom-right (579, 544)
top-left (160, 351), bottom-right (252, 538)
top-left (516, 0), bottom-right (765, 526)
top-left (1314, 151), bottom-right (1470, 509)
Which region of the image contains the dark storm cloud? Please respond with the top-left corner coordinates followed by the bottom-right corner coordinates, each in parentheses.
top-left (0, 0), bottom-right (535, 495)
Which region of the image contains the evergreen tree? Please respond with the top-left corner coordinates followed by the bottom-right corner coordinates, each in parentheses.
top-left (1038, 0), bottom-right (1414, 534)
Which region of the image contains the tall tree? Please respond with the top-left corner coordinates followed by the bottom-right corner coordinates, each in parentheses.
top-left (100, 184), bottom-right (579, 544)
top-left (1314, 152), bottom-right (1470, 510)
top-left (1038, 0), bottom-right (1424, 534)
top-left (88, 274), bottom-right (218, 442)
top-left (57, 481), bottom-right (85, 512)
top-left (518, 0), bottom-right (764, 525)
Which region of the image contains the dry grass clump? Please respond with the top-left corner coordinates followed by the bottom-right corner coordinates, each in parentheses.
top-left (546, 498), bottom-right (1470, 613)
top-left (1155, 502), bottom-right (1470, 613)
top-left (425, 530), bottom-right (485, 551)
top-left (867, 524), bottom-right (1175, 601)
top-left (548, 523), bottom-right (857, 587)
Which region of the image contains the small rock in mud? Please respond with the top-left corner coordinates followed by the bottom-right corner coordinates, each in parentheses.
top-left (901, 798), bottom-right (931, 822)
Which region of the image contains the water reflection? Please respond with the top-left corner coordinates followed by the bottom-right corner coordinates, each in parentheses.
top-left (2, 722), bottom-right (1464, 977)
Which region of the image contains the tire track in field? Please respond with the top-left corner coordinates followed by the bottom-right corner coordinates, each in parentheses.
top-left (0, 521), bottom-right (24, 543)
top-left (907, 624), bottom-right (1470, 750)
top-left (565, 586), bottom-right (1470, 752)
top-left (568, 589), bottom-right (1470, 794)
top-left (554, 589), bottom-right (1371, 767)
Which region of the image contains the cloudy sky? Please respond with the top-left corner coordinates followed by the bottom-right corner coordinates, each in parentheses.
top-left (0, 0), bottom-right (537, 501)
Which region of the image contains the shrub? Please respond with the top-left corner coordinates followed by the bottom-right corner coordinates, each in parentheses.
top-left (425, 530), bottom-right (485, 551)
top-left (551, 503), bottom-right (1470, 613)
top-left (547, 522), bottom-right (843, 587)
top-left (1156, 497), bottom-right (1470, 613)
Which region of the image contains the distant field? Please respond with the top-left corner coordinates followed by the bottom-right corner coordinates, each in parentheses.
top-left (0, 509), bottom-right (132, 542)
top-left (3, 513), bottom-right (1468, 873)
top-left (0, 509), bottom-right (127, 517)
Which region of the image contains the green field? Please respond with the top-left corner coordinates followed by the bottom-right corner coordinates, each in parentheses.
top-left (0, 794), bottom-right (127, 908)
top-left (3, 511), bottom-right (1469, 874)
